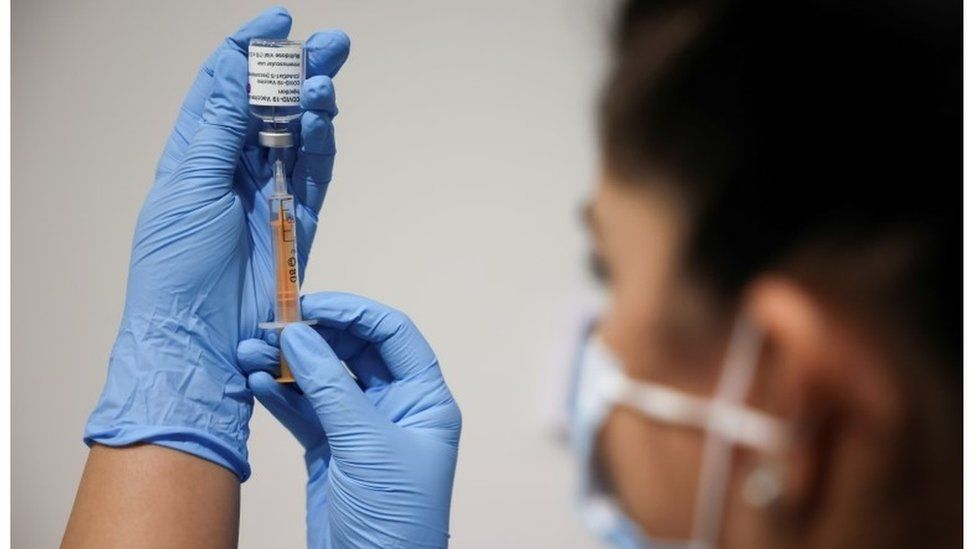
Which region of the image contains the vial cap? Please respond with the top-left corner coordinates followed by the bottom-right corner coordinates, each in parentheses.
top-left (259, 130), bottom-right (294, 148)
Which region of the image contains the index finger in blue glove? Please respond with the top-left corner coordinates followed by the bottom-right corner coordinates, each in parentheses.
top-left (300, 292), bottom-right (441, 382)
top-left (291, 29), bottom-right (349, 213)
top-left (171, 49), bottom-right (249, 193)
top-left (158, 7), bottom-right (292, 179)
top-left (292, 77), bottom-right (337, 213)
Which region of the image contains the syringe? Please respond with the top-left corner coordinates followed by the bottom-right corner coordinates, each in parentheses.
top-left (258, 154), bottom-right (316, 383)
top-left (248, 38), bottom-right (314, 383)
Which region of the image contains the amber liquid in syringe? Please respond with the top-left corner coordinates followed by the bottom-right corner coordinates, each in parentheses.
top-left (262, 158), bottom-right (314, 383)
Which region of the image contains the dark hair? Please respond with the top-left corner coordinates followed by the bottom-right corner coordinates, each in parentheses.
top-left (601, 0), bottom-right (960, 372)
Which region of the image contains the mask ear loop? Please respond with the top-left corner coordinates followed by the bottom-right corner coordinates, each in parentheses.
top-left (689, 316), bottom-right (764, 548)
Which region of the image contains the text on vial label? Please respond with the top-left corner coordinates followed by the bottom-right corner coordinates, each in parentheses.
top-left (248, 45), bottom-right (303, 107)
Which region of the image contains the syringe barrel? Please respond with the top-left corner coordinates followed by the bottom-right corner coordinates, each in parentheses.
top-left (270, 193), bottom-right (302, 382)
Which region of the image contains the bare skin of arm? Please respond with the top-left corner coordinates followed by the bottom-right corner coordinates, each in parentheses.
top-left (61, 444), bottom-right (240, 549)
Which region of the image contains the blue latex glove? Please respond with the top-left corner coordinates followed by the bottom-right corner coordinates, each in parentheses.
top-left (237, 292), bottom-right (462, 548)
top-left (84, 8), bottom-right (351, 480)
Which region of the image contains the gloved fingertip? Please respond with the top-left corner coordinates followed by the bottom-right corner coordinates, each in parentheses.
top-left (248, 370), bottom-right (279, 392)
top-left (306, 28), bottom-right (351, 53)
top-left (237, 338), bottom-right (280, 375)
top-left (305, 29), bottom-right (351, 78)
top-left (260, 5), bottom-right (292, 20)
top-left (231, 7), bottom-right (292, 47)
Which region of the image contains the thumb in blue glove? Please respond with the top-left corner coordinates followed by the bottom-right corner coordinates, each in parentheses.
top-left (238, 292), bottom-right (462, 548)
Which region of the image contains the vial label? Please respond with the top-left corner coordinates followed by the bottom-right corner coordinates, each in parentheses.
top-left (248, 44), bottom-right (303, 107)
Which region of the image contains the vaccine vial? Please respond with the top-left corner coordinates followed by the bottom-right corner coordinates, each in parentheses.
top-left (248, 38), bottom-right (305, 148)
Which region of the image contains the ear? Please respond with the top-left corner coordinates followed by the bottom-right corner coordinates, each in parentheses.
top-left (742, 276), bottom-right (900, 520)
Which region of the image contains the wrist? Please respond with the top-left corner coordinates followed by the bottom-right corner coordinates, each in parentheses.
top-left (85, 324), bottom-right (254, 480)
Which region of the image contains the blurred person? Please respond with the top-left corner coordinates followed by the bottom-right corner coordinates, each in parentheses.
top-left (569, 0), bottom-right (960, 547)
top-left (62, 0), bottom-right (960, 548)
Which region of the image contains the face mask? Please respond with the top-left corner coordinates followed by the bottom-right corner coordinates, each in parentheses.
top-left (567, 316), bottom-right (788, 549)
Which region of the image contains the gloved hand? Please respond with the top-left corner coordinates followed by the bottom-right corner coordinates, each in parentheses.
top-left (237, 292), bottom-right (462, 548)
top-left (84, 7), bottom-right (351, 480)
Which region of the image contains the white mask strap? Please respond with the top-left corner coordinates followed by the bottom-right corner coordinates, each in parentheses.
top-left (690, 317), bottom-right (764, 548)
top-left (593, 338), bottom-right (784, 452)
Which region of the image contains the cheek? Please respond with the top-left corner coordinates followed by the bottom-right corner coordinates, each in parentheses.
top-left (599, 294), bottom-right (722, 395)
top-left (600, 296), bottom-right (658, 371)
top-left (599, 407), bottom-right (705, 538)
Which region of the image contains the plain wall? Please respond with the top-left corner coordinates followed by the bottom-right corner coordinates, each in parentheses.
top-left (12, 1), bottom-right (612, 547)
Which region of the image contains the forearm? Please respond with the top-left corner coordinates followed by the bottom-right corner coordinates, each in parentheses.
top-left (62, 444), bottom-right (240, 549)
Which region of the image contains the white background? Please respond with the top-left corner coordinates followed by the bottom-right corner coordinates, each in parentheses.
top-left (11, 1), bottom-right (613, 547)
